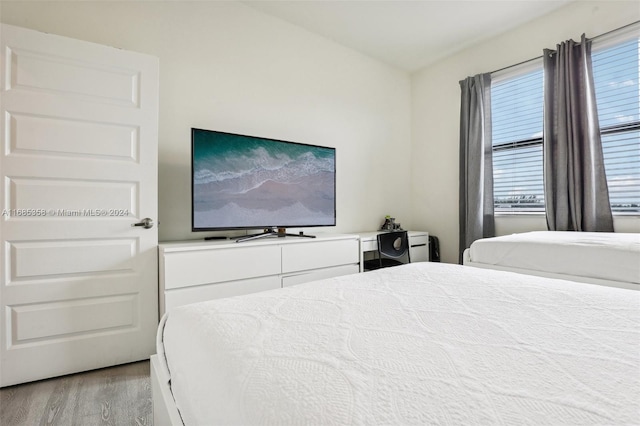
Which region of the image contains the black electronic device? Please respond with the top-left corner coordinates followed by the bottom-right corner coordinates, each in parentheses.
top-left (429, 235), bottom-right (440, 262)
top-left (192, 129), bottom-right (336, 241)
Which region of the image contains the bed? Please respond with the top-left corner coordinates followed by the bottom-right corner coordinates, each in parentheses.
top-left (463, 231), bottom-right (640, 290)
top-left (152, 262), bottom-right (639, 425)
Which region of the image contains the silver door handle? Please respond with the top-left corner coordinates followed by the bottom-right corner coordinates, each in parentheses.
top-left (131, 218), bottom-right (154, 229)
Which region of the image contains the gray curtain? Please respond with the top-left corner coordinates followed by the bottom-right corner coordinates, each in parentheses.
top-left (459, 73), bottom-right (494, 263)
top-left (543, 34), bottom-right (614, 232)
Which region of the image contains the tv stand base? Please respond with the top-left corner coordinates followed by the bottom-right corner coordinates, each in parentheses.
top-left (235, 228), bottom-right (316, 243)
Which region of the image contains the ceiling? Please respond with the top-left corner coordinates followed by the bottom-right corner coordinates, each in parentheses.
top-left (243, 0), bottom-right (573, 72)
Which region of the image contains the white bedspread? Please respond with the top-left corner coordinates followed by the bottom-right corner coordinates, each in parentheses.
top-left (160, 262), bottom-right (640, 425)
top-left (469, 231), bottom-right (640, 285)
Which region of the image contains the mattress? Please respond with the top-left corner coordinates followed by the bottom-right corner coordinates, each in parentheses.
top-left (469, 231), bottom-right (640, 285)
top-left (158, 262), bottom-right (640, 425)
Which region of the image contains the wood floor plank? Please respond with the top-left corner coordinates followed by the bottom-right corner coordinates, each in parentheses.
top-left (41, 376), bottom-right (73, 425)
top-left (0, 361), bottom-right (152, 426)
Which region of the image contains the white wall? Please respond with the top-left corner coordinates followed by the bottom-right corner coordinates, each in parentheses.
top-left (0, 1), bottom-right (412, 241)
top-left (411, 1), bottom-right (640, 264)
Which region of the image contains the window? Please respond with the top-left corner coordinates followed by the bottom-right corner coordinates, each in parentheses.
top-left (491, 27), bottom-right (640, 214)
top-left (592, 36), bottom-right (640, 213)
top-left (491, 64), bottom-right (544, 212)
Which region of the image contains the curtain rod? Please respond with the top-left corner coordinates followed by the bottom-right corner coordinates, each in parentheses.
top-left (490, 20), bottom-right (640, 75)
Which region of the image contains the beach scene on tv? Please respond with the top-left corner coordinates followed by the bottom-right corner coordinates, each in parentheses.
top-left (193, 131), bottom-right (336, 230)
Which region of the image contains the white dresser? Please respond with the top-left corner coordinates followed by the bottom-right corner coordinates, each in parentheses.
top-left (158, 234), bottom-right (360, 316)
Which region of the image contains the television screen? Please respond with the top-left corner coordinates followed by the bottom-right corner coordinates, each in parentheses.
top-left (192, 129), bottom-right (336, 231)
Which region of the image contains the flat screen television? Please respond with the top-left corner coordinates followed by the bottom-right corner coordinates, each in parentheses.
top-left (192, 128), bottom-right (336, 238)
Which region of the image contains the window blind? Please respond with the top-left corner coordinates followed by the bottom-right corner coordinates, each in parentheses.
top-left (491, 67), bottom-right (544, 211)
top-left (592, 36), bottom-right (640, 213)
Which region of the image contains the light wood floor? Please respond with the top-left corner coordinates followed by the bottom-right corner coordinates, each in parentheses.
top-left (0, 361), bottom-right (152, 426)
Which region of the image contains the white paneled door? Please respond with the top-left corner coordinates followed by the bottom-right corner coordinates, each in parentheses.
top-left (0, 24), bottom-right (159, 386)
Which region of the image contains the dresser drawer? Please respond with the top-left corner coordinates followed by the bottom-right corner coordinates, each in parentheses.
top-left (163, 245), bottom-right (280, 290)
top-left (360, 238), bottom-right (377, 252)
top-left (281, 238), bottom-right (359, 273)
top-left (164, 275), bottom-right (281, 311)
top-left (282, 264), bottom-right (359, 288)
top-left (409, 234), bottom-right (429, 263)
top-left (410, 234), bottom-right (428, 246)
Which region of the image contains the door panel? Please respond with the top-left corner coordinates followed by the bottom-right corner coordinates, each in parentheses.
top-left (10, 238), bottom-right (137, 279)
top-left (7, 44), bottom-right (140, 106)
top-left (0, 24), bottom-right (159, 386)
top-left (10, 294), bottom-right (138, 342)
top-left (8, 177), bottom-right (138, 213)
top-left (8, 112), bottom-right (139, 160)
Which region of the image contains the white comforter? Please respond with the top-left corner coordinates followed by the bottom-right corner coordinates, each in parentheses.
top-left (159, 262), bottom-right (640, 425)
top-left (469, 231), bottom-right (640, 285)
